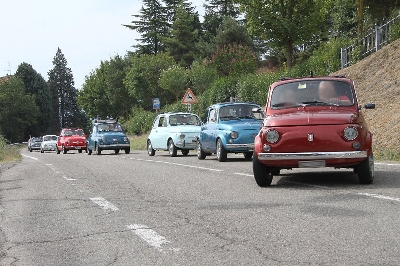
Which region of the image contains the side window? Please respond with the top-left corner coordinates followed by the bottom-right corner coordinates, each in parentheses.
top-left (153, 117), bottom-right (159, 128)
top-left (158, 117), bottom-right (165, 127)
top-left (209, 109), bottom-right (217, 123)
top-left (203, 108), bottom-right (209, 124)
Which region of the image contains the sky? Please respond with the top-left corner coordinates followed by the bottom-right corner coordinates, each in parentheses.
top-left (0, 0), bottom-right (205, 89)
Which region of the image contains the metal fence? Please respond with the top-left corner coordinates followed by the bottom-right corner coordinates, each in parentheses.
top-left (341, 13), bottom-right (400, 69)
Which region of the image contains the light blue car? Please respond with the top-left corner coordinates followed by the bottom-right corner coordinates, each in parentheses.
top-left (147, 112), bottom-right (202, 157)
top-left (197, 102), bottom-right (264, 162)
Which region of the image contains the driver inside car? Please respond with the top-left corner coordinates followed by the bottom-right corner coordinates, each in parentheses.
top-left (318, 81), bottom-right (351, 105)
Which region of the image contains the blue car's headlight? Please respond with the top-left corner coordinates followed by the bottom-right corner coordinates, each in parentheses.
top-left (230, 131), bottom-right (239, 139)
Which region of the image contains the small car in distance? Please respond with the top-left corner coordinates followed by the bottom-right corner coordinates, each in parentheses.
top-left (40, 135), bottom-right (58, 153)
top-left (57, 128), bottom-right (87, 154)
top-left (87, 119), bottom-right (130, 155)
top-left (147, 112), bottom-right (202, 157)
top-left (28, 137), bottom-right (42, 152)
top-left (253, 76), bottom-right (375, 187)
top-left (197, 102), bottom-right (264, 162)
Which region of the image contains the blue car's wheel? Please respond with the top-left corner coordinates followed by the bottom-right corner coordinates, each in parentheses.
top-left (197, 140), bottom-right (206, 160)
top-left (216, 139), bottom-right (227, 162)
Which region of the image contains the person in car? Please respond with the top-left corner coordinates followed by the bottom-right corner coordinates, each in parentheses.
top-left (278, 89), bottom-right (298, 107)
top-left (318, 81), bottom-right (351, 105)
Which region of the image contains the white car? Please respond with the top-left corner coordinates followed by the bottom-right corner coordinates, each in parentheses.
top-left (40, 135), bottom-right (58, 153)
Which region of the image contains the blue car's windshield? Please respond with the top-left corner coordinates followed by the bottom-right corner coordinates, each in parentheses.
top-left (219, 104), bottom-right (263, 121)
top-left (98, 123), bottom-right (123, 132)
top-left (169, 114), bottom-right (201, 126)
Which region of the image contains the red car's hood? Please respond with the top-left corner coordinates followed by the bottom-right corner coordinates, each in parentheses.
top-left (265, 110), bottom-right (358, 127)
top-left (64, 136), bottom-right (86, 141)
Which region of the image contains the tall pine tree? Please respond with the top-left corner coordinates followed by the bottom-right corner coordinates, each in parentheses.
top-left (15, 62), bottom-right (52, 136)
top-left (163, 3), bottom-right (200, 66)
top-left (203, 0), bottom-right (240, 40)
top-left (123, 0), bottom-right (169, 55)
top-left (48, 48), bottom-right (84, 132)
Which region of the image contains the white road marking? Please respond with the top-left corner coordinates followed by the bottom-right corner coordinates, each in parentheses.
top-left (160, 161), bottom-right (223, 172)
top-left (375, 162), bottom-right (400, 166)
top-left (45, 163), bottom-right (53, 166)
top-left (127, 224), bottom-right (177, 252)
top-left (358, 193), bottom-right (400, 202)
top-left (90, 197), bottom-right (119, 211)
top-left (21, 154), bottom-right (38, 161)
top-left (284, 181), bottom-right (330, 189)
top-left (234, 172), bottom-right (253, 177)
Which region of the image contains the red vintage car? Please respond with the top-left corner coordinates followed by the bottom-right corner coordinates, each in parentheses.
top-left (57, 128), bottom-right (87, 154)
top-left (253, 76), bottom-right (376, 187)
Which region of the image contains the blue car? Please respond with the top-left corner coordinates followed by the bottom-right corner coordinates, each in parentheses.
top-left (197, 102), bottom-right (264, 162)
top-left (147, 112), bottom-right (202, 157)
top-left (87, 119), bottom-right (130, 155)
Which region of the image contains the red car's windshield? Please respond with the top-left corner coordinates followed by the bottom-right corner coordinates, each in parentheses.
top-left (64, 129), bottom-right (84, 136)
top-left (271, 80), bottom-right (354, 108)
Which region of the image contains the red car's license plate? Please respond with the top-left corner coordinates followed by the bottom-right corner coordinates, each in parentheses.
top-left (75, 147), bottom-right (81, 150)
top-left (299, 160), bottom-right (326, 168)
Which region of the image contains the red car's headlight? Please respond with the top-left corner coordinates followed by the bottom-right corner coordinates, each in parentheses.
top-left (343, 126), bottom-right (358, 141)
top-left (265, 129), bottom-right (279, 143)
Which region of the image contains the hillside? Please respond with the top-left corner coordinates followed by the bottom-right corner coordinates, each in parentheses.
top-left (333, 38), bottom-right (400, 160)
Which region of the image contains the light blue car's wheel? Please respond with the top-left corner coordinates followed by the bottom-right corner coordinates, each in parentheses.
top-left (168, 139), bottom-right (177, 157)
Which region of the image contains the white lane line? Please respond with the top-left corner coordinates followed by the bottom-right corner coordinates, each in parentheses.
top-left (235, 172), bottom-right (253, 177)
top-left (375, 162), bottom-right (400, 166)
top-left (161, 161), bottom-right (223, 172)
top-left (45, 163), bottom-right (53, 166)
top-left (358, 193), bottom-right (400, 202)
top-left (127, 224), bottom-right (178, 253)
top-left (90, 197), bottom-right (119, 211)
top-left (284, 181), bottom-right (330, 189)
top-left (21, 154), bottom-right (38, 161)
top-left (62, 175), bottom-right (76, 181)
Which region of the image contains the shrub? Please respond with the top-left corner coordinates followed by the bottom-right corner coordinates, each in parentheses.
top-left (237, 72), bottom-right (280, 105)
top-left (124, 108), bottom-right (156, 135)
top-left (390, 22), bottom-right (400, 41)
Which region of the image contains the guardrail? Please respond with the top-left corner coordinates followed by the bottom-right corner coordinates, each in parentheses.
top-left (341, 12), bottom-right (400, 69)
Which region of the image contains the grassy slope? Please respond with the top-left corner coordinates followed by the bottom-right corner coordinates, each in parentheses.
top-left (333, 39), bottom-right (400, 160)
top-left (0, 145), bottom-right (22, 163)
top-left (129, 134), bottom-right (148, 151)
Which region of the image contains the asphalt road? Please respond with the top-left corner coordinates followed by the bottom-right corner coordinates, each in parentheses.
top-left (1, 148), bottom-right (400, 265)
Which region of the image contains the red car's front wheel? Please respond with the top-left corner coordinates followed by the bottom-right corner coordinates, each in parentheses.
top-left (253, 154), bottom-right (273, 187)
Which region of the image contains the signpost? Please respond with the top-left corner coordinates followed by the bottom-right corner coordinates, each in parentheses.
top-left (181, 88), bottom-right (198, 112)
top-left (152, 98), bottom-right (161, 113)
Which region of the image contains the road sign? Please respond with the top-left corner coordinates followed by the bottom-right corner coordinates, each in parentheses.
top-left (181, 88), bottom-right (198, 104)
top-left (152, 98), bottom-right (161, 109)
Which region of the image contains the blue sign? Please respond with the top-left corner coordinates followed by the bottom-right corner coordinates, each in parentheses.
top-left (152, 98), bottom-right (161, 109)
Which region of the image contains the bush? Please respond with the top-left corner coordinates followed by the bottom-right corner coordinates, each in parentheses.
top-left (237, 72), bottom-right (280, 105)
top-left (124, 108), bottom-right (156, 135)
top-left (390, 22), bottom-right (400, 41)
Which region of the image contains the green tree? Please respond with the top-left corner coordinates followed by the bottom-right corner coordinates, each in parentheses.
top-left (15, 63), bottom-right (52, 135)
top-left (0, 77), bottom-right (39, 142)
top-left (209, 44), bottom-right (258, 77)
top-left (214, 17), bottom-right (254, 48)
top-left (236, 0), bottom-right (327, 69)
top-left (159, 65), bottom-right (189, 101)
top-left (190, 61), bottom-right (218, 94)
top-left (124, 53), bottom-right (176, 110)
top-left (48, 48), bottom-right (85, 132)
top-left (78, 55), bottom-right (132, 119)
top-left (328, 0), bottom-right (358, 38)
top-left (163, 3), bottom-right (200, 66)
top-left (124, 0), bottom-right (169, 55)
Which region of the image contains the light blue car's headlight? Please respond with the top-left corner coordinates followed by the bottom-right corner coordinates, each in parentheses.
top-left (179, 134), bottom-right (185, 139)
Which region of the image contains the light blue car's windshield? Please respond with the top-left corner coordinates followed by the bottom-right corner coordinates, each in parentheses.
top-left (98, 123), bottom-right (123, 132)
top-left (219, 105), bottom-right (263, 121)
top-left (169, 114), bottom-right (201, 126)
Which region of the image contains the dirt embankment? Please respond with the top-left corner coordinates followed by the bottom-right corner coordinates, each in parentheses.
top-left (333, 39), bottom-right (400, 159)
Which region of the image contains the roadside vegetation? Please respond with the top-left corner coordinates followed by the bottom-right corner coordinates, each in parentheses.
top-left (0, 136), bottom-right (22, 163)
top-left (129, 134), bottom-right (149, 151)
